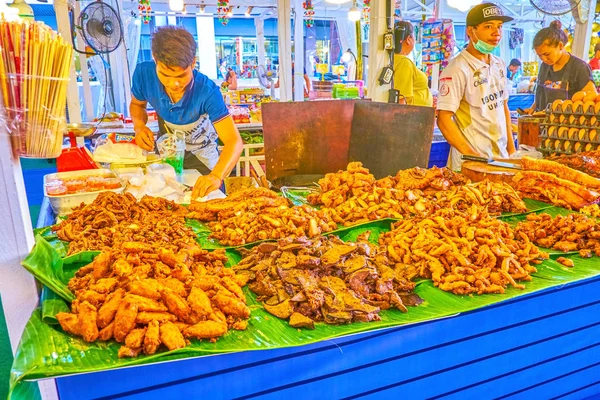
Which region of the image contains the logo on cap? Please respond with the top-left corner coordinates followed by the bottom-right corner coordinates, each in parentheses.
top-left (482, 6), bottom-right (503, 18)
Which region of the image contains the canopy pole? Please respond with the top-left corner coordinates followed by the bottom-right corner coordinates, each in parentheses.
top-left (293, 0), bottom-right (305, 101)
top-left (367, 0), bottom-right (392, 102)
top-left (277, 0), bottom-right (293, 101)
top-left (571, 0), bottom-right (595, 60)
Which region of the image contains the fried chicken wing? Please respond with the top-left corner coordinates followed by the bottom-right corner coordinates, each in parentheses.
top-left (92, 251), bottom-right (113, 280)
top-left (212, 291), bottom-right (250, 319)
top-left (144, 320), bottom-right (160, 355)
top-left (78, 301), bottom-right (99, 342)
top-left (113, 299), bottom-right (139, 343)
top-left (97, 288), bottom-right (125, 329)
top-left (183, 321), bottom-right (227, 339)
top-left (125, 327), bottom-right (147, 349)
top-left (118, 346), bottom-right (142, 358)
top-left (128, 279), bottom-right (162, 300)
top-left (159, 322), bottom-right (186, 350)
top-left (125, 294), bottom-right (168, 312)
top-left (98, 321), bottom-right (115, 341)
top-left (89, 278), bottom-right (118, 294)
top-left (135, 311), bottom-right (177, 324)
top-left (160, 289), bottom-right (192, 322)
top-left (187, 286), bottom-right (213, 317)
top-left (56, 312), bottom-right (80, 336)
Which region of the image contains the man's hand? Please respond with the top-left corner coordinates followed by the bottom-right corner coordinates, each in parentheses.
top-left (135, 125), bottom-right (155, 151)
top-left (192, 174), bottom-right (222, 199)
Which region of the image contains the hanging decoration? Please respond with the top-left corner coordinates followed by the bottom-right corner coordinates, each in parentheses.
top-left (138, 0), bottom-right (151, 24)
top-left (218, 0), bottom-right (230, 26)
top-left (303, 0), bottom-right (314, 28)
top-left (362, 0), bottom-right (370, 25)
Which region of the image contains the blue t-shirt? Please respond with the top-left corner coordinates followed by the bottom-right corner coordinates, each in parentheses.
top-left (131, 62), bottom-right (229, 170)
top-left (131, 61), bottom-right (229, 125)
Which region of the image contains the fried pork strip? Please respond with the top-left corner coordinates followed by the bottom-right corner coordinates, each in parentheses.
top-left (522, 157), bottom-right (600, 190)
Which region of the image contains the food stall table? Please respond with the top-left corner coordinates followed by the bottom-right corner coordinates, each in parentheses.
top-left (52, 275), bottom-right (600, 399)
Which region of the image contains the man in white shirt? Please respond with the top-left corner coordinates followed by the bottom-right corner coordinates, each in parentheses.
top-left (437, 3), bottom-right (516, 171)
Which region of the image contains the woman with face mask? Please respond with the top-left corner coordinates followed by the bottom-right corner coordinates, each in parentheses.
top-left (436, 3), bottom-right (515, 171)
top-left (393, 21), bottom-right (432, 107)
top-left (526, 20), bottom-right (595, 113)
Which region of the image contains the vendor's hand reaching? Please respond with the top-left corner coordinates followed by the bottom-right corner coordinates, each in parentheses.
top-left (192, 174), bottom-right (222, 200)
top-left (135, 125), bottom-right (155, 151)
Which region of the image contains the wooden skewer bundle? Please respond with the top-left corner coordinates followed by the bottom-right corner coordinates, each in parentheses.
top-left (0, 18), bottom-right (73, 158)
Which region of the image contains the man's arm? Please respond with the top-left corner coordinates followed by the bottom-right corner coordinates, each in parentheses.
top-left (436, 111), bottom-right (481, 157)
top-left (130, 95), bottom-right (154, 151)
top-left (192, 115), bottom-right (243, 198)
top-left (504, 102), bottom-right (516, 155)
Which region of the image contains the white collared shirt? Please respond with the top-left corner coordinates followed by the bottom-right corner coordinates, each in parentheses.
top-left (437, 49), bottom-right (509, 171)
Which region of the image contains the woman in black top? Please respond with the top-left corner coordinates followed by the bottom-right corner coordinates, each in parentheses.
top-left (526, 20), bottom-right (595, 112)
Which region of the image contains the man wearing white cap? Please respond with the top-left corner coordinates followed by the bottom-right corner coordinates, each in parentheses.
top-left (436, 3), bottom-right (516, 171)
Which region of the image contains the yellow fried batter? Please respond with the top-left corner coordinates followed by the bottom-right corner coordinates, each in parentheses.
top-left (159, 322), bottom-right (186, 350)
top-left (78, 301), bottom-right (99, 342)
top-left (144, 320), bottom-right (160, 355)
top-left (213, 291), bottom-right (250, 319)
top-left (125, 327), bottom-right (147, 349)
top-left (160, 289), bottom-right (191, 322)
top-left (184, 321), bottom-right (227, 339)
top-left (187, 286), bottom-right (213, 317)
top-left (128, 279), bottom-right (162, 300)
top-left (135, 311), bottom-right (177, 324)
top-left (56, 312), bottom-right (80, 336)
top-left (113, 300), bottom-right (139, 343)
top-left (98, 321), bottom-right (114, 341)
top-left (97, 288), bottom-right (125, 328)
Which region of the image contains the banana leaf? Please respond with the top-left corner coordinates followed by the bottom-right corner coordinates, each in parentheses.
top-left (11, 224), bottom-right (600, 392)
top-left (497, 198), bottom-right (555, 218)
top-left (40, 286), bottom-right (69, 325)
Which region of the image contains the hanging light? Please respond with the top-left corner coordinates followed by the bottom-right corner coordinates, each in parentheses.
top-left (198, 4), bottom-right (206, 14)
top-left (182, 4), bottom-right (187, 14)
top-left (169, 0), bottom-right (185, 12)
top-left (348, 1), bottom-right (361, 21)
top-left (245, 6), bottom-right (254, 17)
top-left (227, 8), bottom-right (234, 17)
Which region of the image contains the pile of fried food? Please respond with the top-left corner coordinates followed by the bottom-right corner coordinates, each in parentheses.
top-left (53, 192), bottom-right (191, 255)
top-left (57, 241), bottom-right (250, 358)
top-left (549, 150), bottom-right (600, 179)
top-left (233, 234), bottom-right (422, 328)
top-left (514, 213), bottom-right (600, 263)
top-left (187, 188), bottom-right (337, 246)
top-left (309, 162), bottom-right (526, 225)
top-left (512, 157), bottom-right (600, 210)
top-left (379, 206), bottom-right (548, 295)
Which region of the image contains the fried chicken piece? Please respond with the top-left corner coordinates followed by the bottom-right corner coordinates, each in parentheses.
top-left (56, 312), bottom-right (80, 336)
top-left (118, 346), bottom-right (142, 358)
top-left (161, 289), bottom-right (192, 323)
top-left (125, 294), bottom-right (168, 312)
top-left (213, 290), bottom-right (251, 319)
top-left (78, 290), bottom-right (106, 309)
top-left (89, 278), bottom-right (118, 294)
top-left (125, 327), bottom-right (147, 349)
top-left (159, 322), bottom-right (186, 350)
top-left (173, 321), bottom-right (192, 332)
top-left (184, 320), bottom-right (228, 339)
top-left (136, 311), bottom-right (177, 324)
top-left (128, 279), bottom-right (162, 300)
top-left (97, 288), bottom-right (125, 328)
top-left (153, 261), bottom-right (172, 279)
top-left (187, 286), bottom-right (213, 317)
top-left (144, 320), bottom-right (161, 355)
top-left (98, 321), bottom-right (114, 341)
top-left (78, 301), bottom-right (99, 342)
top-left (122, 242), bottom-right (153, 254)
top-left (557, 257), bottom-right (575, 268)
top-left (113, 259), bottom-right (133, 277)
top-left (220, 276), bottom-right (245, 300)
top-left (159, 278), bottom-right (187, 298)
top-left (113, 299), bottom-right (139, 343)
top-left (92, 251), bottom-right (113, 280)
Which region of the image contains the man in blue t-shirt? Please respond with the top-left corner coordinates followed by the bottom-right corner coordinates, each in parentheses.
top-left (130, 26), bottom-right (243, 198)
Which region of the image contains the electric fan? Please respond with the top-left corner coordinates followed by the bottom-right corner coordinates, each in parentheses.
top-left (530, 0), bottom-right (581, 16)
top-left (257, 65), bottom-right (276, 98)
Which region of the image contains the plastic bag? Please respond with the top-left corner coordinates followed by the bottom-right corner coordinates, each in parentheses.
top-left (93, 133), bottom-right (147, 163)
top-left (509, 144), bottom-right (543, 159)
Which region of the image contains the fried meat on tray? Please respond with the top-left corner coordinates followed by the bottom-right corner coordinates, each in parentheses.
top-left (515, 213), bottom-right (600, 261)
top-left (53, 192), bottom-right (191, 255)
top-left (188, 188), bottom-right (337, 246)
top-left (234, 235), bottom-right (423, 328)
top-left (379, 206), bottom-right (548, 295)
top-left (309, 163), bottom-right (526, 226)
top-left (57, 242), bottom-right (249, 358)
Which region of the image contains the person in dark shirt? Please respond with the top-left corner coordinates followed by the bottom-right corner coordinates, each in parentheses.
top-left (507, 58), bottom-right (521, 81)
top-left (525, 20), bottom-right (595, 112)
top-left (589, 43), bottom-right (600, 70)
